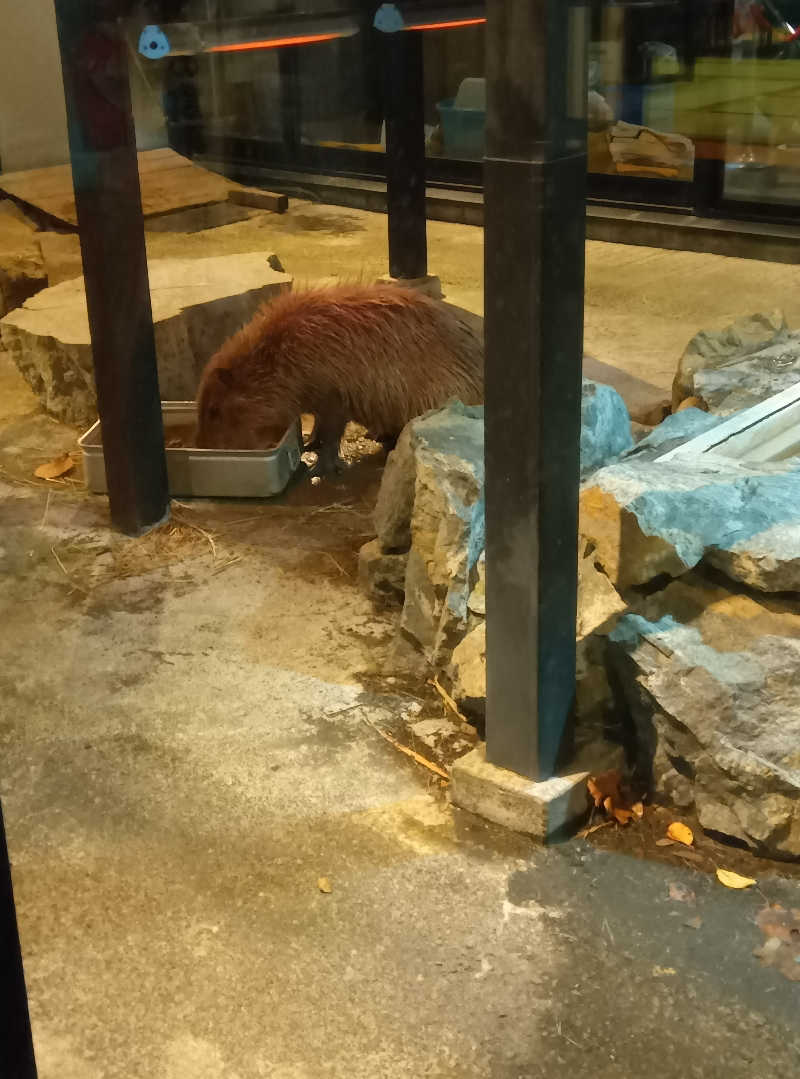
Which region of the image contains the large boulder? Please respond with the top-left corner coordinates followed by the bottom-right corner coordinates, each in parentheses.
top-left (0, 253), bottom-right (291, 426)
top-left (580, 410), bottom-right (800, 593)
top-left (608, 574), bottom-right (800, 859)
top-left (368, 384), bottom-right (631, 667)
top-left (580, 377), bottom-right (633, 478)
top-left (393, 403), bottom-right (485, 664)
top-left (673, 310), bottom-right (800, 415)
top-left (0, 201), bottom-right (46, 318)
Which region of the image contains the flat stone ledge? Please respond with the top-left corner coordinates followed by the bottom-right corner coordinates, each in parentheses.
top-left (450, 743), bottom-right (590, 842)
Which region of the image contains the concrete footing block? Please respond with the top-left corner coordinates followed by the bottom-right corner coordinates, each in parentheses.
top-left (375, 273), bottom-right (443, 299)
top-left (450, 743), bottom-right (590, 842)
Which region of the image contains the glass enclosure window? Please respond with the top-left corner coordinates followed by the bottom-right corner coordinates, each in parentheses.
top-left (722, 0), bottom-right (800, 206)
top-left (588, 0), bottom-right (696, 184)
top-left (116, 1), bottom-right (800, 221)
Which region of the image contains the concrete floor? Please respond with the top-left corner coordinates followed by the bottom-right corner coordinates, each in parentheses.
top-left (2, 206), bottom-right (800, 1076)
top-left (143, 200), bottom-right (800, 418)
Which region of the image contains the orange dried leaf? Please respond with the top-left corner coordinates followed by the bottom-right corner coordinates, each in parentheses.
top-left (667, 821), bottom-right (694, 847)
top-left (34, 453), bottom-right (75, 480)
top-left (632, 801), bottom-right (645, 819)
top-left (317, 876), bottom-right (333, 894)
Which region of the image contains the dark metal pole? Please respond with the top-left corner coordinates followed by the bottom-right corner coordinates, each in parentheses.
top-left (53, 1), bottom-right (169, 536)
top-left (0, 801), bottom-right (37, 1078)
top-left (484, 1), bottom-right (589, 780)
top-left (379, 25), bottom-right (428, 280)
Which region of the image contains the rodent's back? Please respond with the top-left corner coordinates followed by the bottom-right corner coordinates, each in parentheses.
top-left (198, 284), bottom-right (484, 442)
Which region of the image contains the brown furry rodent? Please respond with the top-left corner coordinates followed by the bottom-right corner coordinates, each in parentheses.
top-left (195, 283), bottom-right (484, 471)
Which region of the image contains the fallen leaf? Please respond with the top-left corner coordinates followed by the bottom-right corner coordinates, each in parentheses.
top-left (632, 801), bottom-right (645, 819)
top-left (667, 821), bottom-right (694, 847)
top-left (611, 805), bottom-right (635, 825)
top-left (317, 877), bottom-right (332, 894)
top-left (716, 868), bottom-right (757, 890)
top-left (34, 453), bottom-right (75, 480)
top-left (668, 882), bottom-right (696, 904)
top-left (652, 966), bottom-right (677, 977)
top-left (684, 915), bottom-right (703, 930)
top-left (655, 838), bottom-right (675, 847)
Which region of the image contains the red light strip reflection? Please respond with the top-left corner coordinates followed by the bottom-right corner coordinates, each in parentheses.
top-left (208, 32), bottom-right (342, 52)
top-left (406, 17), bottom-right (486, 31)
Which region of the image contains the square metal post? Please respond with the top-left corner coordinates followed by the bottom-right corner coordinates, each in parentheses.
top-left (380, 25), bottom-right (428, 280)
top-left (53, 1), bottom-right (169, 536)
top-left (484, 1), bottom-right (589, 780)
top-left (0, 801), bottom-right (37, 1078)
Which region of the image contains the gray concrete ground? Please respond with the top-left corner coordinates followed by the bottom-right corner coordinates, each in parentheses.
top-left (2, 204), bottom-right (800, 1076)
top-left (2, 352), bottom-right (800, 1079)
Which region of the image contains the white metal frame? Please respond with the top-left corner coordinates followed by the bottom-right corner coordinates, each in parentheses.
top-left (658, 382), bottom-right (800, 465)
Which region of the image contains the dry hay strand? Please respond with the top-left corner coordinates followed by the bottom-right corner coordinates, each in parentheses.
top-left (107, 519), bottom-right (222, 581)
top-left (52, 518), bottom-right (232, 591)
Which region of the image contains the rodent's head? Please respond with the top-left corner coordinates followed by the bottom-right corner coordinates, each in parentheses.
top-left (195, 363), bottom-right (290, 451)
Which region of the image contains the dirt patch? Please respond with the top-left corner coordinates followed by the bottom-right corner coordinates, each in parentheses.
top-left (585, 802), bottom-right (800, 881)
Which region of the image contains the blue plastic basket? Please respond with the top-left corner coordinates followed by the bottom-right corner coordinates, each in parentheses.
top-left (436, 98), bottom-right (486, 159)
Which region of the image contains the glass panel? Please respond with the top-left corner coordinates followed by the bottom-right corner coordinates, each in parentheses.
top-left (722, 0), bottom-right (800, 206)
top-left (422, 23), bottom-right (485, 161)
top-left (588, 1), bottom-right (696, 183)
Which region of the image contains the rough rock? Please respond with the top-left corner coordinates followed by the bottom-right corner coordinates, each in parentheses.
top-left (673, 310), bottom-right (800, 414)
top-left (580, 378), bottom-right (634, 479)
top-left (357, 539), bottom-right (407, 605)
top-left (580, 411), bottom-right (800, 592)
top-left (693, 336), bottom-right (800, 416)
top-left (448, 621), bottom-right (486, 721)
top-left (577, 540), bottom-right (628, 639)
top-left (369, 383), bottom-right (631, 665)
top-left (447, 624), bottom-right (619, 751)
top-left (608, 574), bottom-right (800, 859)
top-left (0, 253), bottom-right (291, 425)
top-left (0, 201), bottom-right (46, 317)
top-left (467, 552), bottom-right (485, 616)
top-left (397, 404), bottom-right (485, 664)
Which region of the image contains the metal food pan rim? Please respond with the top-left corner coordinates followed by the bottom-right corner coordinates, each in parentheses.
top-left (78, 402), bottom-right (300, 460)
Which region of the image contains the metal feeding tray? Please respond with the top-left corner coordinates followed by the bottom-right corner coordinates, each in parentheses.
top-left (79, 401), bottom-right (302, 499)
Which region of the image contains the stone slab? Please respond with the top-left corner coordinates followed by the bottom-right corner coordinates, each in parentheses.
top-left (0, 148), bottom-right (277, 229)
top-left (450, 743), bottom-right (590, 842)
top-left (0, 252), bottom-right (292, 425)
top-left (37, 232), bottom-right (83, 286)
top-left (0, 203), bottom-right (46, 317)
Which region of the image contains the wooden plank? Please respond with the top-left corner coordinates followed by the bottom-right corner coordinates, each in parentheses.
top-left (0, 149), bottom-right (269, 228)
top-left (228, 186), bottom-right (289, 213)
